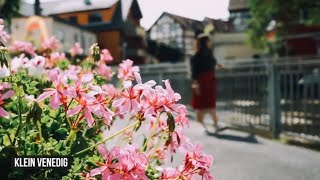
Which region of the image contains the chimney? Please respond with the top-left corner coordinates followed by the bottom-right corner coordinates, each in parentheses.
top-left (84, 0), bottom-right (92, 5)
top-left (34, 0), bottom-right (42, 16)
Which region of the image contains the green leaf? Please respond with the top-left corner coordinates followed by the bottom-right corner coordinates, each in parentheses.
top-left (166, 112), bottom-right (175, 133)
top-left (56, 128), bottom-right (68, 136)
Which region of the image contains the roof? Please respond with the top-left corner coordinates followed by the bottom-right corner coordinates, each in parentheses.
top-left (20, 0), bottom-right (137, 21)
top-left (150, 12), bottom-right (204, 32)
top-left (203, 17), bottom-right (234, 33)
top-left (228, 0), bottom-right (248, 11)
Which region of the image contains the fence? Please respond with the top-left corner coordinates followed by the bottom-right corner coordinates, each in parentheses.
top-left (139, 58), bottom-right (320, 141)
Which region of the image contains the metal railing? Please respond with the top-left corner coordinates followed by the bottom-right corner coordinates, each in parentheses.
top-left (139, 59), bottom-right (320, 141)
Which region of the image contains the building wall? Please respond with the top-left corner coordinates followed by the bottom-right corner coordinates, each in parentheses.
top-left (57, 5), bottom-right (117, 25)
top-left (97, 31), bottom-right (122, 63)
top-left (52, 21), bottom-right (97, 54)
top-left (10, 17), bottom-right (97, 54)
top-left (213, 32), bottom-right (258, 60)
top-left (149, 15), bottom-right (185, 51)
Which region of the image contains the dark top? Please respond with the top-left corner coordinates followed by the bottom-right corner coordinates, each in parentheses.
top-left (190, 48), bottom-right (217, 80)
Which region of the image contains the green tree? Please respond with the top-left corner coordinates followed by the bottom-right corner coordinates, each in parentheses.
top-left (247, 0), bottom-right (320, 55)
top-left (0, 0), bottom-right (20, 21)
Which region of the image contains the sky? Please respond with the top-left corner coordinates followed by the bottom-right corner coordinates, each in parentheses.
top-left (24, 0), bottom-right (230, 29)
top-left (137, 0), bottom-right (230, 29)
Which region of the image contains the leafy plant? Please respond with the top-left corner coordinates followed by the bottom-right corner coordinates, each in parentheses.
top-left (0, 19), bottom-right (214, 179)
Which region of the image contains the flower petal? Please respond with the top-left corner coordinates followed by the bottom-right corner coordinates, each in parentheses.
top-left (0, 107), bottom-right (9, 118)
top-left (81, 73), bottom-right (93, 84)
top-left (67, 105), bottom-right (82, 117)
top-left (50, 93), bottom-right (60, 109)
top-left (1, 90), bottom-right (15, 100)
top-left (36, 90), bottom-right (56, 102)
top-left (84, 107), bottom-right (95, 128)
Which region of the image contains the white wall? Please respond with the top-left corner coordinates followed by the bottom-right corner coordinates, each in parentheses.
top-left (10, 16), bottom-right (97, 54)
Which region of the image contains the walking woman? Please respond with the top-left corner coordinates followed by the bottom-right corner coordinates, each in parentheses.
top-left (190, 34), bottom-right (222, 130)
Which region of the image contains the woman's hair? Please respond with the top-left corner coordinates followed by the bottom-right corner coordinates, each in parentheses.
top-left (196, 35), bottom-right (210, 52)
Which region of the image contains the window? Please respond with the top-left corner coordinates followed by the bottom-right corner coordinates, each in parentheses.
top-left (89, 13), bottom-right (102, 23)
top-left (69, 16), bottom-right (77, 24)
top-left (230, 11), bottom-right (250, 32)
top-left (55, 30), bottom-right (64, 43)
top-left (74, 33), bottom-right (79, 43)
top-left (81, 33), bottom-right (85, 51)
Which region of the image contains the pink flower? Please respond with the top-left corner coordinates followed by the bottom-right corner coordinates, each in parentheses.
top-left (158, 167), bottom-right (180, 179)
top-left (67, 95), bottom-right (98, 128)
top-left (112, 83), bottom-right (141, 114)
top-left (28, 56), bottom-right (46, 77)
top-left (37, 69), bottom-right (76, 109)
top-left (101, 84), bottom-right (117, 98)
top-left (9, 41), bottom-right (36, 56)
top-left (69, 42), bottom-right (83, 57)
top-left (156, 80), bottom-right (181, 113)
top-left (0, 65), bottom-right (10, 78)
top-left (66, 65), bottom-right (82, 75)
top-left (87, 85), bottom-right (115, 126)
top-left (96, 64), bottom-right (114, 81)
top-left (181, 144), bottom-right (214, 180)
top-left (117, 59), bottom-right (140, 81)
top-left (41, 36), bottom-right (60, 51)
top-left (29, 56), bottom-right (46, 68)
top-left (100, 49), bottom-right (113, 62)
top-left (157, 144), bottom-right (213, 180)
top-left (0, 83), bottom-right (15, 118)
top-left (0, 19), bottom-right (9, 43)
top-left (140, 87), bottom-right (166, 117)
top-left (174, 105), bottom-right (189, 127)
top-left (46, 52), bottom-right (65, 68)
top-left (11, 54), bottom-right (30, 73)
top-left (89, 145), bottom-right (148, 180)
top-left (65, 73), bottom-right (109, 128)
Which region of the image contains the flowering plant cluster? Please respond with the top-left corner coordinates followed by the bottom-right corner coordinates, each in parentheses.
top-left (0, 19), bottom-right (213, 179)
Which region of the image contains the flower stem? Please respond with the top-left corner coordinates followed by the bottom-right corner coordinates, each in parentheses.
top-left (64, 129), bottom-right (76, 146)
top-left (141, 112), bottom-right (163, 151)
top-left (36, 120), bottom-right (43, 143)
top-left (13, 86), bottom-right (23, 145)
top-left (73, 120), bottom-right (139, 156)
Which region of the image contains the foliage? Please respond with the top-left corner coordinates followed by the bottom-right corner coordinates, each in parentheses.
top-left (247, 0), bottom-right (320, 54)
top-left (0, 19), bottom-right (213, 179)
top-left (0, 0), bottom-right (20, 21)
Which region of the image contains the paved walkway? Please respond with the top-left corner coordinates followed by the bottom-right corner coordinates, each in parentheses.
top-left (184, 119), bottom-right (320, 180)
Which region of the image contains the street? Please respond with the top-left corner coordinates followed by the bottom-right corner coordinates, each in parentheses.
top-left (184, 119), bottom-right (320, 180)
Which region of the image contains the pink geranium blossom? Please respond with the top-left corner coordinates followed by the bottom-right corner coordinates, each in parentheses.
top-left (100, 49), bottom-right (113, 62)
top-left (46, 52), bottom-right (65, 68)
top-left (181, 144), bottom-right (213, 179)
top-left (0, 83), bottom-right (15, 118)
top-left (96, 63), bottom-right (114, 81)
top-left (89, 145), bottom-right (148, 180)
top-left (69, 42), bottom-right (83, 57)
top-left (9, 41), bottom-right (36, 56)
top-left (37, 69), bottom-right (76, 109)
top-left (0, 19), bottom-right (9, 43)
top-left (10, 54), bottom-right (30, 74)
top-left (41, 36), bottom-right (60, 51)
top-left (112, 82), bottom-right (141, 114)
top-left (67, 95), bottom-right (99, 128)
top-left (65, 73), bottom-right (108, 128)
top-left (28, 56), bottom-right (46, 77)
top-left (117, 59), bottom-right (140, 81)
top-left (0, 65), bottom-right (10, 78)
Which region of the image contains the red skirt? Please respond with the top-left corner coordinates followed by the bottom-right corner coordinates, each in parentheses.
top-left (191, 71), bottom-right (216, 109)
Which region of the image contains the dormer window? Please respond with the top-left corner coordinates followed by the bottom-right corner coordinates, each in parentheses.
top-left (89, 13), bottom-right (102, 23)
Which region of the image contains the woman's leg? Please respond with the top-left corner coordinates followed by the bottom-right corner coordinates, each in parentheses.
top-left (209, 108), bottom-right (219, 127)
top-left (196, 110), bottom-right (206, 127)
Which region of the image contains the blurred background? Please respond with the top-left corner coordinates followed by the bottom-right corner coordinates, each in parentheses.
top-left (1, 0), bottom-right (320, 179)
